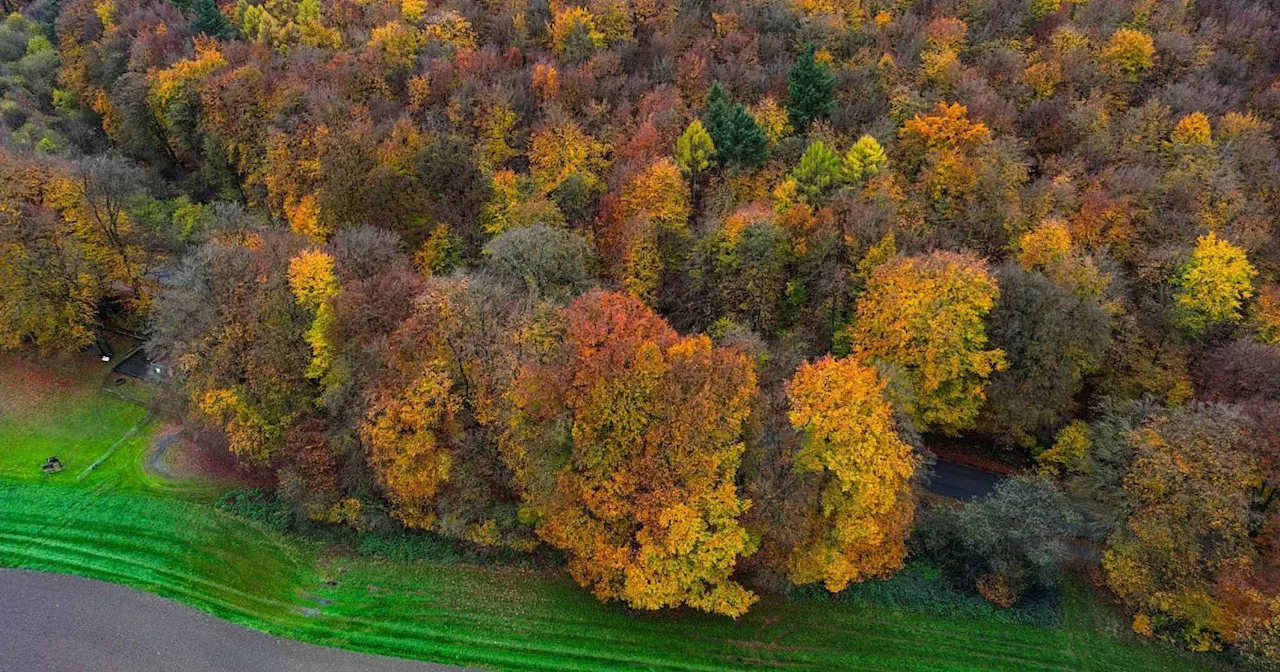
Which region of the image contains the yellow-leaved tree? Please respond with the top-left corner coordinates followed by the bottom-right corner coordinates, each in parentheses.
top-left (786, 356), bottom-right (916, 591)
top-left (287, 248), bottom-right (339, 380)
top-left (1102, 405), bottom-right (1260, 651)
top-left (529, 121), bottom-right (609, 194)
top-left (361, 358), bottom-right (462, 529)
top-left (1101, 28), bottom-right (1156, 82)
top-left (848, 251), bottom-right (1005, 433)
top-left (607, 157), bottom-right (690, 303)
top-left (1173, 232), bottom-right (1256, 334)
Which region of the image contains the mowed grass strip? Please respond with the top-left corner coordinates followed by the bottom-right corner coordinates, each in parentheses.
top-left (0, 483), bottom-right (314, 626)
top-left (311, 562), bottom-right (1198, 672)
top-left (0, 481), bottom-right (1213, 672)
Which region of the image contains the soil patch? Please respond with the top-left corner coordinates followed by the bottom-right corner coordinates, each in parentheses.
top-left (147, 424), bottom-right (272, 487)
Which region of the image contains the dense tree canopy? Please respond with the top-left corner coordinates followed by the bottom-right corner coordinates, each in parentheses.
top-left (785, 355), bottom-right (915, 592)
top-left (6, 0), bottom-right (1280, 649)
top-left (981, 264), bottom-right (1111, 448)
top-left (1103, 405), bottom-right (1262, 651)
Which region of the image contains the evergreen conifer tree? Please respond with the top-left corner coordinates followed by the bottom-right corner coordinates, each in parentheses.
top-left (702, 82), bottom-right (768, 169)
top-left (192, 0), bottom-right (235, 39)
top-left (787, 45), bottom-right (836, 131)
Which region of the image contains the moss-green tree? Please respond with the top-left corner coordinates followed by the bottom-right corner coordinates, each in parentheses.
top-left (791, 140), bottom-right (843, 201)
top-left (675, 119), bottom-right (716, 177)
top-left (843, 135), bottom-right (887, 184)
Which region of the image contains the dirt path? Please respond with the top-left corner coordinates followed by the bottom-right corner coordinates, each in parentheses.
top-left (0, 569), bottom-right (468, 672)
top-left (144, 426), bottom-right (181, 480)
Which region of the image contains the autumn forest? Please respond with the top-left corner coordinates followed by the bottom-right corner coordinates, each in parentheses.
top-left (2, 0), bottom-right (1280, 665)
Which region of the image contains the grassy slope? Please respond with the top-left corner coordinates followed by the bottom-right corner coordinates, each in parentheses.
top-left (0, 359), bottom-right (147, 484)
top-left (0, 356), bottom-right (1218, 671)
top-left (0, 481), bottom-right (1209, 672)
top-left (0, 353), bottom-right (222, 498)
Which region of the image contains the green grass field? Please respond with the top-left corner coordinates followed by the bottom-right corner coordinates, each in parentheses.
top-left (0, 354), bottom-right (1222, 671)
top-left (0, 355), bottom-right (147, 483)
top-left (0, 353), bottom-right (223, 498)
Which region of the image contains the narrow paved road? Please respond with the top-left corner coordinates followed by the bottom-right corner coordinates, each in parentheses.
top-left (926, 459), bottom-right (1004, 501)
top-left (0, 570), bottom-right (468, 672)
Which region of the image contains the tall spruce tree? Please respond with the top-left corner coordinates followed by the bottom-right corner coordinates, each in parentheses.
top-left (191, 0), bottom-right (235, 39)
top-left (703, 82), bottom-right (768, 169)
top-left (787, 45), bottom-right (836, 131)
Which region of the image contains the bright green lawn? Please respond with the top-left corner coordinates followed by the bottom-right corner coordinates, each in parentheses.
top-left (0, 356), bottom-right (1222, 671)
top-left (0, 374), bottom-right (147, 484)
top-left (0, 354), bottom-right (221, 498)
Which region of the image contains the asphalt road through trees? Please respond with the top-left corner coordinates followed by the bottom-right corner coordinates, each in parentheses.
top-left (926, 459), bottom-right (1004, 501)
top-left (0, 570), bottom-right (466, 672)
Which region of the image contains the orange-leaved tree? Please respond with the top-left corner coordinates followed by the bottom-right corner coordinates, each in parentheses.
top-left (504, 290), bottom-right (759, 616)
top-left (848, 251), bottom-right (1005, 434)
top-left (361, 356), bottom-right (462, 530)
top-left (786, 355), bottom-right (916, 591)
top-left (897, 102), bottom-right (992, 223)
top-left (604, 157), bottom-right (690, 303)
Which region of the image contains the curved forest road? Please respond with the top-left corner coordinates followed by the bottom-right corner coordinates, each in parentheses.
top-left (0, 570), bottom-right (469, 672)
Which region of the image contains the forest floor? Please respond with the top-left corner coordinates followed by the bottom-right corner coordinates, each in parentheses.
top-left (0, 355), bottom-right (1226, 671)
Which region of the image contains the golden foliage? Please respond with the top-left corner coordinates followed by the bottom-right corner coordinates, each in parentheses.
top-left (1102, 408), bottom-right (1261, 651)
top-left (422, 11), bottom-right (477, 52)
top-left (849, 252), bottom-right (1005, 434)
top-left (1252, 284), bottom-right (1280, 346)
top-left (619, 157), bottom-right (690, 233)
top-left (198, 387), bottom-right (287, 464)
top-left (413, 223), bottom-right (455, 276)
top-left (362, 360), bottom-right (462, 529)
top-left (548, 6), bottom-right (604, 57)
top-left (476, 102), bottom-right (519, 170)
top-left (287, 249), bottom-right (338, 312)
top-left (748, 97), bottom-right (793, 143)
top-left (1101, 28), bottom-right (1155, 82)
top-left (532, 63), bottom-right (560, 101)
top-left (1174, 232), bottom-right (1257, 333)
top-left (148, 37), bottom-right (226, 111)
top-left (1017, 218), bottom-right (1072, 268)
top-left (898, 102), bottom-right (992, 213)
top-left (529, 121), bottom-right (608, 194)
top-left (1171, 112), bottom-right (1213, 147)
top-left (1037, 420), bottom-right (1090, 475)
top-left (288, 249), bottom-right (339, 379)
top-left (369, 21), bottom-right (424, 70)
top-left (610, 158), bottom-right (690, 303)
top-left (1018, 218), bottom-right (1111, 298)
top-left (786, 356), bottom-right (915, 592)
